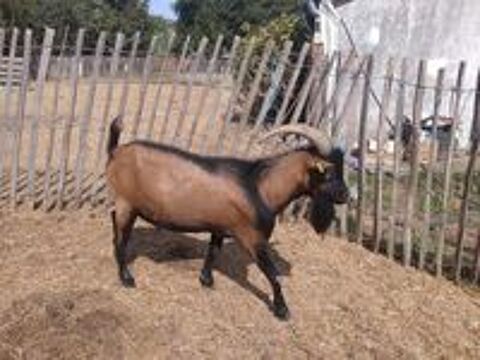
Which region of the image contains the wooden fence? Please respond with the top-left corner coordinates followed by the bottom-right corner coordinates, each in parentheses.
top-left (0, 27), bottom-right (479, 286)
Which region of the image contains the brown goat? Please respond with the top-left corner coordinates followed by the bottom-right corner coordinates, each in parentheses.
top-left (106, 117), bottom-right (349, 320)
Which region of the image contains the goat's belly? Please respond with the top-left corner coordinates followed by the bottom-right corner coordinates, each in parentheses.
top-left (137, 209), bottom-right (228, 234)
top-left (135, 195), bottom-right (235, 228)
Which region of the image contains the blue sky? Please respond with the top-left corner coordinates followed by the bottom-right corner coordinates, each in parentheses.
top-left (150, 0), bottom-right (177, 20)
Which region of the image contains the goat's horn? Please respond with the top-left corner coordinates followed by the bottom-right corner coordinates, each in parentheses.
top-left (259, 124), bottom-right (333, 157)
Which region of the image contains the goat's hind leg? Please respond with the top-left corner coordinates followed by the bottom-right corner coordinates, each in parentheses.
top-left (111, 205), bottom-right (137, 288)
top-left (199, 233), bottom-right (224, 288)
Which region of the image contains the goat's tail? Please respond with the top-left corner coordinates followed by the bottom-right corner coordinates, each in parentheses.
top-left (107, 116), bottom-right (123, 159)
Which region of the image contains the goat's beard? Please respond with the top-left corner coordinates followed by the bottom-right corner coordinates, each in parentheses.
top-left (309, 192), bottom-right (336, 234)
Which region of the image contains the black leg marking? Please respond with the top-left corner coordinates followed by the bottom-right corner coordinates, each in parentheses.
top-left (199, 233), bottom-right (224, 288)
top-left (256, 244), bottom-right (289, 320)
top-left (111, 210), bottom-right (137, 288)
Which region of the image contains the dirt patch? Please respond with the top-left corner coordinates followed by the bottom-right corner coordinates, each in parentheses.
top-left (0, 210), bottom-right (479, 359)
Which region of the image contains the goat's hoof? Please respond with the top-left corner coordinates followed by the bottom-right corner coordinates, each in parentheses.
top-left (273, 304), bottom-right (290, 321)
top-left (199, 271), bottom-right (214, 288)
top-left (120, 273), bottom-right (136, 288)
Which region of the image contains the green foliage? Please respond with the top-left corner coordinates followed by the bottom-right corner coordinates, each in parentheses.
top-left (174, 0), bottom-right (307, 48)
top-left (0, 0), bottom-right (164, 49)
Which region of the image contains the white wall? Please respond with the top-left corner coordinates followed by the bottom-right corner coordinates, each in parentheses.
top-left (336, 0), bottom-right (480, 148)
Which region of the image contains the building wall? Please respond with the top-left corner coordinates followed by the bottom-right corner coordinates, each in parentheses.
top-left (336, 0), bottom-right (480, 147)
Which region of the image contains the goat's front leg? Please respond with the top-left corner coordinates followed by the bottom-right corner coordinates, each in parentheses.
top-left (199, 233), bottom-right (224, 287)
top-left (256, 242), bottom-right (289, 320)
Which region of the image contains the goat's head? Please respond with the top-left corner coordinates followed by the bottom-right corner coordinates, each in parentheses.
top-left (260, 124), bottom-right (350, 233)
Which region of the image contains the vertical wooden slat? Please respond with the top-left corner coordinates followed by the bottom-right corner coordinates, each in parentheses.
top-left (10, 29), bottom-right (32, 207)
top-left (419, 68), bottom-right (445, 269)
top-left (355, 55), bottom-right (374, 245)
top-left (373, 58), bottom-right (395, 253)
top-left (56, 28), bottom-right (85, 209)
top-left (42, 27), bottom-right (70, 209)
top-left (335, 56), bottom-right (367, 133)
top-left (0, 28), bottom-right (19, 187)
top-left (454, 68), bottom-right (480, 283)
top-left (289, 50), bottom-right (335, 127)
top-left (244, 40), bottom-right (293, 155)
top-left (145, 32), bottom-right (175, 140)
top-left (89, 33), bottom-right (124, 206)
top-left (402, 60), bottom-right (426, 267)
top-left (186, 34), bottom-right (224, 150)
top-left (0, 27), bottom-right (5, 197)
top-left (229, 39), bottom-right (275, 155)
top-left (158, 35), bottom-right (191, 141)
top-left (130, 35), bottom-right (159, 139)
top-left (273, 42), bottom-right (310, 128)
top-left (117, 31), bottom-right (140, 121)
top-left (72, 31), bottom-right (107, 207)
top-left (26, 28), bottom-right (55, 208)
top-left (315, 50), bottom-right (356, 129)
top-left (199, 36), bottom-right (241, 154)
top-left (215, 37), bottom-right (256, 154)
top-left (388, 58), bottom-right (408, 259)
top-left (308, 43), bottom-right (326, 126)
top-left (436, 61), bottom-right (466, 276)
top-left (474, 229), bottom-right (480, 284)
top-left (335, 53), bottom-right (348, 237)
top-left (0, 28), bottom-right (5, 65)
top-left (171, 37), bottom-right (209, 146)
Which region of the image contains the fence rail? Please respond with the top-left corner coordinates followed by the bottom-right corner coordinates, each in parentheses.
top-left (0, 27), bottom-right (479, 287)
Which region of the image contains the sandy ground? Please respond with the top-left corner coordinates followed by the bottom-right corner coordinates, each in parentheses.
top-left (0, 210), bottom-right (479, 360)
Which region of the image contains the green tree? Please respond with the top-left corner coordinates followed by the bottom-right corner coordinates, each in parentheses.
top-left (174, 0), bottom-right (306, 48)
top-left (0, 0), bottom-right (160, 49)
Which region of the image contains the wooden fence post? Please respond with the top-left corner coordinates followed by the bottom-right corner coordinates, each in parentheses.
top-left (89, 32), bottom-right (125, 206)
top-left (229, 39), bottom-right (275, 155)
top-left (145, 32), bottom-right (176, 140)
top-left (0, 28), bottom-right (19, 188)
top-left (55, 29), bottom-right (85, 209)
top-left (26, 28), bottom-right (55, 208)
top-left (373, 58), bottom-right (394, 253)
top-left (273, 42), bottom-right (310, 127)
top-left (419, 68), bottom-right (445, 269)
top-left (198, 35), bottom-right (240, 154)
top-left (0, 28), bottom-right (4, 67)
top-left (42, 27), bottom-right (70, 210)
top-left (313, 50), bottom-right (356, 129)
top-left (244, 40), bottom-right (293, 155)
top-left (474, 229), bottom-right (480, 284)
top-left (388, 58), bottom-right (408, 259)
top-left (130, 35), bottom-right (159, 139)
top-left (159, 35), bottom-right (191, 141)
top-left (436, 61), bottom-right (466, 276)
top-left (171, 37), bottom-right (209, 146)
top-left (10, 29), bottom-right (32, 207)
top-left (117, 31), bottom-right (141, 121)
top-left (187, 34), bottom-right (224, 150)
top-left (454, 67), bottom-right (480, 283)
top-left (355, 55), bottom-right (374, 245)
top-left (215, 37), bottom-right (256, 154)
top-left (72, 31), bottom-right (107, 208)
top-left (402, 59), bottom-right (426, 267)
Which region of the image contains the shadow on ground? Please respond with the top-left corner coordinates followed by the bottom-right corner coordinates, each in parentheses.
top-left (126, 226), bottom-right (292, 311)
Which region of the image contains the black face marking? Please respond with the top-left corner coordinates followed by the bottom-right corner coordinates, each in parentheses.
top-left (309, 192), bottom-right (336, 234)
